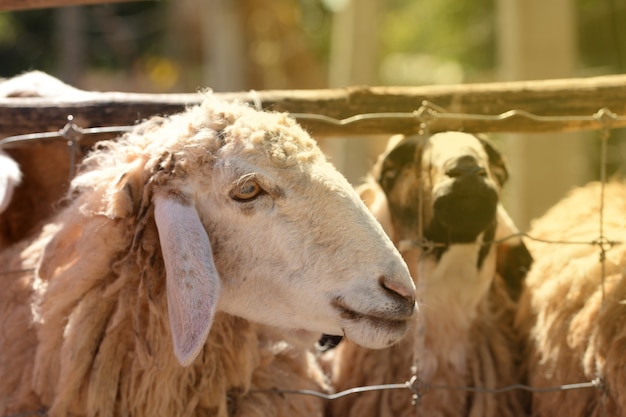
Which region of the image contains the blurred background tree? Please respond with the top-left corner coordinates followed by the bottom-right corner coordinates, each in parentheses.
top-left (1, 0), bottom-right (623, 91)
top-left (0, 0), bottom-right (625, 229)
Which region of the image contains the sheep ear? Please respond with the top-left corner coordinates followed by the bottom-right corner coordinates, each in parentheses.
top-left (0, 150), bottom-right (21, 214)
top-left (495, 204), bottom-right (532, 301)
top-left (153, 194), bottom-right (221, 366)
top-left (477, 135), bottom-right (509, 187)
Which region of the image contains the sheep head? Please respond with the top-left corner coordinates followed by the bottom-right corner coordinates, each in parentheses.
top-left (69, 96), bottom-right (416, 366)
top-left (367, 131), bottom-right (530, 299)
top-left (374, 132), bottom-right (504, 246)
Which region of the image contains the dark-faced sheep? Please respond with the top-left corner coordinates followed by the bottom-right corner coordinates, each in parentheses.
top-left (0, 95), bottom-right (417, 417)
top-left (328, 132), bottom-right (532, 417)
top-left (516, 181), bottom-right (626, 417)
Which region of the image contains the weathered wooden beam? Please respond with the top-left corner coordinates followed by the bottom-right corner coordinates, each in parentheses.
top-left (1, 72), bottom-right (626, 138)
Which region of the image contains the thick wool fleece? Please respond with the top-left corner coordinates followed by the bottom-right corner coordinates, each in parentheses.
top-left (0, 96), bottom-right (328, 417)
top-left (517, 181), bottom-right (626, 417)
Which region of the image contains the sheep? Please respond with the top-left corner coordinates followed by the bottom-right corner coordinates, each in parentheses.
top-left (0, 147), bottom-right (22, 254)
top-left (328, 132), bottom-right (532, 417)
top-left (516, 180), bottom-right (626, 417)
top-left (0, 149), bottom-right (21, 214)
top-left (0, 94), bottom-right (418, 417)
top-left (0, 71), bottom-right (100, 251)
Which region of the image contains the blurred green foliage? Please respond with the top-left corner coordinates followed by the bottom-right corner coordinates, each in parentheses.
top-left (381, 0), bottom-right (495, 79)
top-left (0, 2), bottom-right (165, 78)
top-left (0, 10), bottom-right (55, 75)
top-left (0, 0), bottom-right (624, 84)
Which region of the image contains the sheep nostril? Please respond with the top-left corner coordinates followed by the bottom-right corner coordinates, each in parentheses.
top-left (475, 166), bottom-right (488, 177)
top-left (446, 165), bottom-right (486, 178)
top-left (379, 276), bottom-right (416, 304)
top-left (445, 156), bottom-right (487, 178)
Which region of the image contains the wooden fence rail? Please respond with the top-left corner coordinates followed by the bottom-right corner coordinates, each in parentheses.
top-left (1, 72), bottom-right (626, 138)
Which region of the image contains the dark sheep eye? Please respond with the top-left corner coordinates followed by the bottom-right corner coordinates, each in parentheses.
top-left (231, 180), bottom-right (263, 202)
top-left (379, 169), bottom-right (398, 192)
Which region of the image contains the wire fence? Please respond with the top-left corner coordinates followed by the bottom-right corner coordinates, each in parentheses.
top-left (1, 100), bottom-right (623, 417)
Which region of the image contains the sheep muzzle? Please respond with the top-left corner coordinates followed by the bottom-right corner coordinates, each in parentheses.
top-left (428, 172), bottom-right (499, 244)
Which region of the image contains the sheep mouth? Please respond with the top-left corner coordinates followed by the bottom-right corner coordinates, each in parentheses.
top-left (316, 334), bottom-right (344, 351)
top-left (436, 194), bottom-right (497, 224)
top-left (331, 298), bottom-right (412, 332)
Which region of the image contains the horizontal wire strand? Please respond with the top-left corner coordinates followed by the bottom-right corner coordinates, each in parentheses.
top-left (248, 378), bottom-right (602, 401)
top-left (1, 104), bottom-right (624, 149)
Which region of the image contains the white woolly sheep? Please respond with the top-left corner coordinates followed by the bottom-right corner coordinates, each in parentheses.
top-left (516, 181), bottom-right (626, 417)
top-left (0, 71), bottom-right (98, 251)
top-left (0, 149), bottom-right (21, 214)
top-left (0, 95), bottom-right (417, 417)
top-left (328, 132), bottom-right (532, 417)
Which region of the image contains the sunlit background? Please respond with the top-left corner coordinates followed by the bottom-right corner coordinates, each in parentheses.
top-left (1, 0), bottom-right (625, 229)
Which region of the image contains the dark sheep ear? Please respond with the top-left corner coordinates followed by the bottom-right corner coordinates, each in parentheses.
top-left (497, 242), bottom-right (532, 302)
top-left (477, 134), bottom-right (509, 187)
top-left (154, 193), bottom-right (221, 366)
top-left (494, 205), bottom-right (532, 301)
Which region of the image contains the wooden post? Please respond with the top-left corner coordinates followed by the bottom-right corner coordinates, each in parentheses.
top-left (55, 6), bottom-right (86, 86)
top-left (497, 0), bottom-right (584, 231)
top-left (327, 0), bottom-right (384, 184)
top-left (202, 0), bottom-right (247, 91)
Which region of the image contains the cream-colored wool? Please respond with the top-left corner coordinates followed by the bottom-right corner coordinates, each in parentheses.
top-left (516, 181), bottom-right (626, 417)
top-left (329, 133), bottom-right (530, 417)
top-left (0, 95), bottom-right (416, 417)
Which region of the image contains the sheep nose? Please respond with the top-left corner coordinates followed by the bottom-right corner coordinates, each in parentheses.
top-left (445, 156), bottom-right (487, 178)
top-left (379, 275), bottom-right (416, 304)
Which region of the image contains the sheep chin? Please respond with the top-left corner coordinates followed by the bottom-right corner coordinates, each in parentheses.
top-left (335, 302), bottom-right (415, 349)
top-left (340, 318), bottom-right (411, 349)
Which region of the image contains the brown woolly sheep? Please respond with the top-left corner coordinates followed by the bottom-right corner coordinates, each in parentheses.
top-left (516, 181), bottom-right (626, 417)
top-left (328, 132), bottom-right (532, 417)
top-left (0, 95), bottom-right (417, 417)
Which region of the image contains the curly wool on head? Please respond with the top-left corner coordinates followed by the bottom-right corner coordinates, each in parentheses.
top-left (0, 94), bottom-right (417, 417)
top-left (71, 95), bottom-right (319, 217)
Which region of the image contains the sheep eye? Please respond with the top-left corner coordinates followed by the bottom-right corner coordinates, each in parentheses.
top-left (231, 180), bottom-right (263, 202)
top-left (379, 169), bottom-right (398, 191)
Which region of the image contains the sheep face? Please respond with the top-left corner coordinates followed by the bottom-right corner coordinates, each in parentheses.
top-left (198, 137), bottom-right (414, 348)
top-left (371, 131), bottom-right (530, 305)
top-left (105, 100), bottom-right (417, 365)
top-left (378, 132), bottom-right (507, 251)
